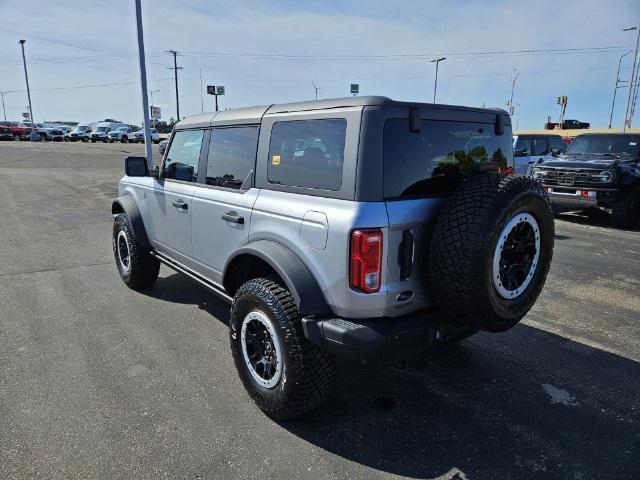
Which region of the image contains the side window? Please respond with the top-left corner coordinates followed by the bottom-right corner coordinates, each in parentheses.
top-left (267, 119), bottom-right (346, 191)
top-left (206, 126), bottom-right (259, 190)
top-left (548, 136), bottom-right (566, 153)
top-left (514, 137), bottom-right (531, 156)
top-left (532, 138), bottom-right (549, 156)
top-left (163, 129), bottom-right (204, 182)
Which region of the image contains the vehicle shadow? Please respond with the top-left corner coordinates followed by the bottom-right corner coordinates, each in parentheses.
top-left (282, 326), bottom-right (640, 479)
top-left (144, 271), bottom-right (231, 325)
top-left (142, 273), bottom-right (640, 479)
top-left (556, 208), bottom-right (639, 231)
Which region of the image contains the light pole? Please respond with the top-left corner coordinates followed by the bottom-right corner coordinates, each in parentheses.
top-left (623, 26), bottom-right (639, 130)
top-left (18, 40), bottom-right (37, 140)
top-left (148, 89), bottom-right (159, 127)
top-left (430, 57), bottom-right (446, 103)
top-left (312, 81), bottom-right (320, 100)
top-left (166, 50), bottom-right (182, 121)
top-left (609, 50), bottom-right (633, 129)
top-left (134, 0), bottom-right (153, 167)
top-left (0, 90), bottom-right (14, 121)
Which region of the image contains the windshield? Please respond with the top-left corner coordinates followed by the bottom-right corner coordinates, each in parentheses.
top-left (566, 135), bottom-right (640, 157)
top-left (73, 125), bottom-right (88, 132)
top-left (96, 127), bottom-right (108, 132)
top-left (117, 127), bottom-right (128, 132)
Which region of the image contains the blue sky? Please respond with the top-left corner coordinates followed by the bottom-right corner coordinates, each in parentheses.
top-left (0, 0), bottom-right (638, 129)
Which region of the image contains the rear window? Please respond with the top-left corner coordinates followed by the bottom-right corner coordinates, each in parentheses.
top-left (384, 119), bottom-right (513, 199)
top-left (267, 119), bottom-right (346, 191)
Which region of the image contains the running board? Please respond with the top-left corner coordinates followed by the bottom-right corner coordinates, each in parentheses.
top-left (150, 251), bottom-right (233, 303)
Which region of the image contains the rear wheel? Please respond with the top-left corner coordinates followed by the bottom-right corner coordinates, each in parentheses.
top-left (611, 187), bottom-right (640, 229)
top-left (121, 135), bottom-right (128, 143)
top-left (13, 134), bottom-right (20, 141)
top-left (429, 174), bottom-right (554, 332)
top-left (230, 278), bottom-right (335, 419)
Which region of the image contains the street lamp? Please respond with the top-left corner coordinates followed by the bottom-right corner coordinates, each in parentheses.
top-left (18, 40), bottom-right (37, 140)
top-left (430, 57), bottom-right (446, 103)
top-left (622, 26), bottom-right (639, 130)
top-left (609, 50), bottom-right (633, 129)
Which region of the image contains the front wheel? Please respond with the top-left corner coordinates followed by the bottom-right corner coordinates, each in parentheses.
top-left (230, 278), bottom-right (335, 420)
top-left (13, 134), bottom-right (21, 142)
top-left (611, 187), bottom-right (640, 229)
top-left (112, 214), bottom-right (160, 290)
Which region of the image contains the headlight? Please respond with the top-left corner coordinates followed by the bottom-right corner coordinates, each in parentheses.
top-left (590, 171), bottom-right (614, 183)
top-left (531, 168), bottom-right (546, 179)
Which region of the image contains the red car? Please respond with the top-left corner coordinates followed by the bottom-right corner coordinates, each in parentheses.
top-left (0, 121), bottom-right (30, 140)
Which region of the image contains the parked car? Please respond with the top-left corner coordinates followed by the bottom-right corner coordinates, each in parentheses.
top-left (132, 128), bottom-right (160, 143)
top-left (158, 138), bottom-right (169, 155)
top-left (512, 134), bottom-right (568, 175)
top-left (0, 121), bottom-right (31, 140)
top-left (39, 128), bottom-right (65, 142)
top-left (545, 119), bottom-right (590, 130)
top-left (90, 121), bottom-right (127, 142)
top-left (531, 133), bottom-right (640, 228)
top-left (0, 126), bottom-right (14, 140)
top-left (108, 126), bottom-right (135, 143)
top-left (65, 124), bottom-right (93, 142)
top-left (111, 96), bottom-right (554, 419)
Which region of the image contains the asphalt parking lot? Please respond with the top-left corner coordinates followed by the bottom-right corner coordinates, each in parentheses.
top-left (1, 141), bottom-right (638, 480)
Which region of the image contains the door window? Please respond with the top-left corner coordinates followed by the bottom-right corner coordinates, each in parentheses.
top-left (267, 119), bottom-right (346, 191)
top-left (163, 129), bottom-right (204, 182)
top-left (206, 126), bottom-right (259, 189)
top-left (532, 138), bottom-right (549, 156)
top-left (514, 137), bottom-right (531, 157)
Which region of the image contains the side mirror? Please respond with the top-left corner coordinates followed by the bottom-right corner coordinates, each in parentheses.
top-left (125, 156), bottom-right (149, 177)
top-left (550, 147), bottom-right (561, 156)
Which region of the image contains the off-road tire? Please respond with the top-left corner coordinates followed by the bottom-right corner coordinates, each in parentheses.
top-left (112, 214), bottom-right (160, 290)
top-left (121, 135), bottom-right (128, 143)
top-left (230, 278), bottom-right (335, 420)
top-left (429, 173), bottom-right (554, 332)
top-left (611, 186), bottom-right (640, 229)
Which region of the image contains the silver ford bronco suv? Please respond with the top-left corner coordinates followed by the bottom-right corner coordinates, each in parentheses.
top-left (112, 96), bottom-right (554, 419)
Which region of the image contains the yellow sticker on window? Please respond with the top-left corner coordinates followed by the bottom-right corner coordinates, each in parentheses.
top-left (272, 154), bottom-right (281, 165)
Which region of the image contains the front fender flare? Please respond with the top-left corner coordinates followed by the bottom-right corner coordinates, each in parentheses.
top-left (111, 195), bottom-right (151, 248)
top-left (223, 240), bottom-right (331, 316)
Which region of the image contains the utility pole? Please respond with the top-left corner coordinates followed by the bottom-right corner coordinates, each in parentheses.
top-left (430, 57), bottom-right (446, 103)
top-left (18, 40), bottom-right (36, 140)
top-left (609, 51), bottom-right (632, 129)
top-left (166, 50), bottom-right (183, 121)
top-left (0, 91), bottom-right (14, 121)
top-left (134, 0), bottom-right (153, 167)
top-left (312, 81), bottom-right (320, 100)
top-left (623, 26), bottom-right (639, 130)
top-left (199, 68), bottom-right (204, 113)
top-left (507, 68), bottom-right (519, 116)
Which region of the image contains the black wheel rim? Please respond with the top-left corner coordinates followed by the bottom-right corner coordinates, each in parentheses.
top-left (493, 213), bottom-right (541, 299)
top-left (241, 311), bottom-right (282, 388)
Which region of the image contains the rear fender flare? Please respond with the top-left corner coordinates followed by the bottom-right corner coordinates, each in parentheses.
top-left (223, 240), bottom-right (331, 316)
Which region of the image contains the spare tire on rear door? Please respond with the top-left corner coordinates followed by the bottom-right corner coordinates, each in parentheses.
top-left (428, 173), bottom-right (554, 332)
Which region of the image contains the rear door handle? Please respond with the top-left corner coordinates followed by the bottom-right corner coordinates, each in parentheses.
top-left (172, 199), bottom-right (188, 210)
top-left (222, 211), bottom-right (244, 224)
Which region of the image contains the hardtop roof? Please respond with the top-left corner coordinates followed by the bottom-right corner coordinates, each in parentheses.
top-left (176, 96), bottom-right (509, 129)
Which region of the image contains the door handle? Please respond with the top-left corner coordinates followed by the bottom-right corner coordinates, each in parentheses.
top-left (222, 211), bottom-right (244, 224)
top-left (172, 199), bottom-right (188, 210)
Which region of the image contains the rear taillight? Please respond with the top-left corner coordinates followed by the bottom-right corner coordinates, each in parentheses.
top-left (350, 229), bottom-right (383, 293)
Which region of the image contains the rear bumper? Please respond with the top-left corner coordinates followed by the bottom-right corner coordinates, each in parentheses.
top-left (301, 311), bottom-right (477, 367)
